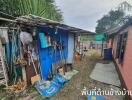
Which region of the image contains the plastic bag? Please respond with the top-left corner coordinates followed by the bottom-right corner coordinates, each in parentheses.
top-left (20, 31), bottom-right (33, 45)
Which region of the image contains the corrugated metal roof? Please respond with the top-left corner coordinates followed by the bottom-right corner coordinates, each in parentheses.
top-left (105, 17), bottom-right (132, 35)
top-left (16, 14), bottom-right (96, 35)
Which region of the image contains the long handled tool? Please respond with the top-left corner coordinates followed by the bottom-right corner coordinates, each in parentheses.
top-left (57, 36), bottom-right (65, 75)
top-left (29, 51), bottom-right (40, 85)
top-left (48, 47), bottom-right (54, 80)
top-left (50, 40), bottom-right (58, 76)
top-left (62, 41), bottom-right (69, 72)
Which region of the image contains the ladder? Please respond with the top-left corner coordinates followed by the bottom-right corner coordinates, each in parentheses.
top-left (0, 39), bottom-right (8, 87)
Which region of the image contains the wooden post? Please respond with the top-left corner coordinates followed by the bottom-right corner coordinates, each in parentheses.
top-left (20, 46), bottom-right (27, 87)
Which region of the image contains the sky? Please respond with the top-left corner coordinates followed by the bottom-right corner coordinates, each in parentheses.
top-left (55, 0), bottom-right (132, 32)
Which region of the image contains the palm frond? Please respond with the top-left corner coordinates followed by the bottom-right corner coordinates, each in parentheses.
top-left (0, 0), bottom-right (63, 21)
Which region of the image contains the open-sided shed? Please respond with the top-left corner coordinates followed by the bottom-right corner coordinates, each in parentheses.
top-left (14, 15), bottom-right (95, 81)
top-left (0, 15), bottom-right (95, 82)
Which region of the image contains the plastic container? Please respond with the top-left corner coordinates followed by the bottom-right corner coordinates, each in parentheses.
top-left (74, 54), bottom-right (81, 61)
top-left (103, 48), bottom-right (112, 60)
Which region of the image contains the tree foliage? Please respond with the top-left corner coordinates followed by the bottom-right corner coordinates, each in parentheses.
top-left (0, 0), bottom-right (63, 21)
top-left (95, 10), bottom-right (124, 33)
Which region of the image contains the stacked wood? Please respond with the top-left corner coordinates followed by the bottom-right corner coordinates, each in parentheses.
top-left (8, 79), bottom-right (25, 93)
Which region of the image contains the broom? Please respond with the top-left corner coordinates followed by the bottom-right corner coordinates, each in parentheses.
top-left (29, 51), bottom-right (40, 85)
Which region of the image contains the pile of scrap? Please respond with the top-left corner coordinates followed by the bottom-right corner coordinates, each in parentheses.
top-left (0, 27), bottom-right (41, 91)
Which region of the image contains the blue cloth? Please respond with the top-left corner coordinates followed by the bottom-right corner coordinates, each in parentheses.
top-left (38, 34), bottom-right (52, 80)
top-left (39, 33), bottom-right (47, 48)
top-left (5, 43), bottom-right (11, 68)
top-left (38, 29), bottom-right (68, 80)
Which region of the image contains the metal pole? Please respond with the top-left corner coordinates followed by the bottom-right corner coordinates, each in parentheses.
top-left (101, 40), bottom-right (103, 57)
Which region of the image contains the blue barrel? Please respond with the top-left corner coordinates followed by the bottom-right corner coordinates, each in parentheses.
top-left (103, 48), bottom-right (112, 60)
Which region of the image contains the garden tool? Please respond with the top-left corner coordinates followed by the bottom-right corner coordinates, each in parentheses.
top-left (48, 47), bottom-right (55, 80)
top-left (52, 40), bottom-right (58, 75)
top-left (61, 40), bottom-right (68, 72)
top-left (57, 36), bottom-right (65, 75)
top-left (34, 39), bottom-right (40, 72)
top-left (29, 51), bottom-right (40, 85)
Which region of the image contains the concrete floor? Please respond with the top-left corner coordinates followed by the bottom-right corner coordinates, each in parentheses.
top-left (90, 62), bottom-right (121, 87)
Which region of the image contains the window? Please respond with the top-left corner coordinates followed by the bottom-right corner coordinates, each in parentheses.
top-left (116, 32), bottom-right (128, 64)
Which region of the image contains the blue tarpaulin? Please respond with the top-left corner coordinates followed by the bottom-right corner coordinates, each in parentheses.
top-left (38, 26), bottom-right (68, 80)
top-left (35, 74), bottom-right (68, 97)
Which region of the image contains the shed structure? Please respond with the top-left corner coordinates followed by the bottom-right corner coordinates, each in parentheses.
top-left (15, 15), bottom-right (95, 81)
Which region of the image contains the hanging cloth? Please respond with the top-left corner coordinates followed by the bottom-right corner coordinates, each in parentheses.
top-left (39, 33), bottom-right (47, 48)
top-left (38, 33), bottom-right (53, 80)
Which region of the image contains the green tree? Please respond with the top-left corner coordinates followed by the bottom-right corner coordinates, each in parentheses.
top-left (0, 0), bottom-right (63, 21)
top-left (95, 10), bottom-right (124, 33)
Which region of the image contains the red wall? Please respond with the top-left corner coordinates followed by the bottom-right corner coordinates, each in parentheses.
top-left (112, 26), bottom-right (132, 99)
top-left (123, 27), bottom-right (132, 90)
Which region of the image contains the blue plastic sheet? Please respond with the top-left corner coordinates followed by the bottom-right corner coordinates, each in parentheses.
top-left (35, 74), bottom-right (68, 97)
top-left (38, 27), bottom-right (68, 80)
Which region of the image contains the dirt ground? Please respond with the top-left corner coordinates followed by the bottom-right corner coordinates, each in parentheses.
top-left (0, 49), bottom-right (125, 100)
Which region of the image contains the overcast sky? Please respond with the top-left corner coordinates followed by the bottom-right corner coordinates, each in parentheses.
top-left (55, 0), bottom-right (132, 32)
